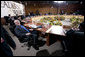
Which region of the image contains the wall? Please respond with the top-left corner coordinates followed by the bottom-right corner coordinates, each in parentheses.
top-left (60, 4), bottom-right (82, 14)
top-left (25, 4), bottom-right (58, 15)
top-left (1, 1), bottom-right (25, 18)
top-left (1, 1), bottom-right (25, 25)
top-left (25, 3), bottom-right (82, 15)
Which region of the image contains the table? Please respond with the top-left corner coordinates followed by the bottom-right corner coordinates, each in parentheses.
top-left (31, 15), bottom-right (84, 21)
top-left (24, 22), bottom-right (66, 46)
top-left (23, 15), bottom-right (84, 51)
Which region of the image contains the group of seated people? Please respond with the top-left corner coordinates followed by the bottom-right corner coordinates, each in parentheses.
top-left (2, 13), bottom-right (84, 56)
top-left (4, 14), bottom-right (26, 35)
top-left (5, 14), bottom-right (40, 50)
top-left (4, 14), bottom-right (25, 25)
top-left (26, 11), bottom-right (53, 17)
top-left (1, 14), bottom-right (41, 56)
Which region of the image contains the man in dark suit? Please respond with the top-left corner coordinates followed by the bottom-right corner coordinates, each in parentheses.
top-left (14, 14), bottom-right (19, 20)
top-left (14, 20), bottom-right (39, 50)
top-left (0, 26), bottom-right (16, 56)
top-left (64, 22), bottom-right (84, 56)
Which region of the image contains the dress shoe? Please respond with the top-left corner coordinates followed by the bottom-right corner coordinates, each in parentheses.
top-left (27, 47), bottom-right (31, 50)
top-left (33, 45), bottom-right (39, 50)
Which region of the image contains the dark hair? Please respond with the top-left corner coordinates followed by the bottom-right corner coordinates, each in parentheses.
top-left (8, 14), bottom-right (11, 16)
top-left (80, 22), bottom-right (84, 29)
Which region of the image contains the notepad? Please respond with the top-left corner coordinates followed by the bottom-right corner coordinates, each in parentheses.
top-left (46, 25), bottom-right (65, 35)
top-left (29, 24), bottom-right (38, 28)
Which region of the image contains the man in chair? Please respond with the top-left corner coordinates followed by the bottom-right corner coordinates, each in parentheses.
top-left (64, 22), bottom-right (84, 56)
top-left (14, 20), bottom-right (39, 50)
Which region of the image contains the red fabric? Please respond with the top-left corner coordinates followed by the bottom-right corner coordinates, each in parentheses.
top-left (1, 38), bottom-right (4, 43)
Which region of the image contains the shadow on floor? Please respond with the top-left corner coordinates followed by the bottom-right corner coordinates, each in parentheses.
top-left (36, 49), bottom-right (50, 56)
top-left (36, 49), bottom-right (65, 56)
top-left (51, 50), bottom-right (65, 56)
top-left (38, 40), bottom-right (46, 47)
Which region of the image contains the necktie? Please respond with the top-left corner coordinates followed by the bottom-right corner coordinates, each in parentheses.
top-left (20, 25), bottom-right (30, 32)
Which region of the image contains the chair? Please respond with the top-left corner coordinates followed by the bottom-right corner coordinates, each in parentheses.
top-left (14, 32), bottom-right (34, 48)
top-left (9, 26), bottom-right (32, 48)
top-left (9, 26), bottom-right (16, 36)
top-left (65, 31), bottom-right (84, 56)
top-left (73, 32), bottom-right (84, 53)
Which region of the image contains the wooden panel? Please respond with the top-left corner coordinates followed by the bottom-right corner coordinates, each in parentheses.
top-left (1, 18), bottom-right (6, 25)
top-left (25, 4), bottom-right (58, 15)
top-left (60, 4), bottom-right (83, 14)
top-left (25, 3), bottom-right (83, 15)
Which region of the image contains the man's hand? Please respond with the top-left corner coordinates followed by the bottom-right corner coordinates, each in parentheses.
top-left (29, 29), bottom-right (33, 31)
top-left (72, 28), bottom-right (78, 30)
top-left (26, 33), bottom-right (31, 35)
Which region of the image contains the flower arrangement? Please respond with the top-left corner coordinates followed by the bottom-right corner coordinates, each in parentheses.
top-left (60, 16), bottom-right (65, 20)
top-left (70, 17), bottom-right (84, 28)
top-left (40, 17), bottom-right (62, 26)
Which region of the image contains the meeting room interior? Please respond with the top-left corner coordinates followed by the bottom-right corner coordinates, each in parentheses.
top-left (1, 1), bottom-right (84, 56)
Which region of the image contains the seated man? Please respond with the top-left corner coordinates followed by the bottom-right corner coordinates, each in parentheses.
top-left (64, 22), bottom-right (84, 56)
top-left (14, 20), bottom-right (39, 50)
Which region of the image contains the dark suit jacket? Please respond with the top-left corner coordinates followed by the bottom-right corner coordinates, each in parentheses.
top-left (0, 26), bottom-right (16, 56)
top-left (14, 25), bottom-right (29, 37)
top-left (14, 16), bottom-right (18, 19)
top-left (66, 29), bottom-right (84, 56)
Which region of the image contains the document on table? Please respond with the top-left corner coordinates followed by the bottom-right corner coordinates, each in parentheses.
top-left (46, 25), bottom-right (65, 35)
top-left (29, 24), bottom-right (38, 28)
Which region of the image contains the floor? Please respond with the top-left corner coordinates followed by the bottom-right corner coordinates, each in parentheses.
top-left (3, 25), bottom-right (64, 56)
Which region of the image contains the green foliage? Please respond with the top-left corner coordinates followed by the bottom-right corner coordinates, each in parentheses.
top-left (70, 17), bottom-right (83, 28)
top-left (54, 16), bottom-right (58, 20)
top-left (60, 16), bottom-right (65, 20)
top-left (40, 17), bottom-right (62, 26)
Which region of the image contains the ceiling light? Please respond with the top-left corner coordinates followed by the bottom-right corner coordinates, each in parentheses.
top-left (54, 1), bottom-right (64, 3)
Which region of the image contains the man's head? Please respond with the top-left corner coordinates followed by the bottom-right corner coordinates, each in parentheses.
top-left (18, 16), bottom-right (21, 20)
top-left (14, 20), bottom-right (21, 26)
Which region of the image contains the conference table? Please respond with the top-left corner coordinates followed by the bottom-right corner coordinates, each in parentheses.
top-left (24, 21), bottom-right (66, 46)
top-left (22, 15), bottom-right (84, 51)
